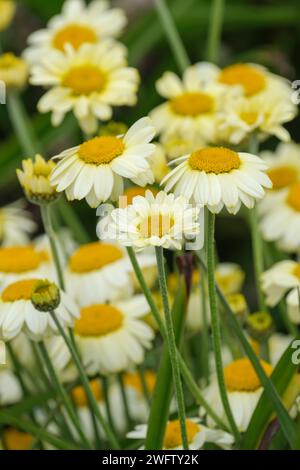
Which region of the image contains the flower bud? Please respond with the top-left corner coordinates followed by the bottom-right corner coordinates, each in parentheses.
top-left (246, 311), bottom-right (274, 342)
top-left (31, 280), bottom-right (60, 312)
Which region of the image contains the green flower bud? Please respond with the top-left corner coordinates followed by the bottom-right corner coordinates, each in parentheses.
top-left (246, 311), bottom-right (274, 342)
top-left (31, 280), bottom-right (60, 312)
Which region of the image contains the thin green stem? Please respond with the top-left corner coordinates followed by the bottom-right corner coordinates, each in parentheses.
top-left (57, 198), bottom-right (90, 244)
top-left (40, 204), bottom-right (65, 290)
top-left (154, 0), bottom-right (190, 73)
top-left (49, 312), bottom-right (120, 449)
top-left (206, 0), bottom-right (225, 62)
top-left (101, 376), bottom-right (116, 436)
top-left (117, 374), bottom-right (133, 429)
top-left (206, 210), bottom-right (241, 443)
top-left (199, 263), bottom-right (210, 384)
top-left (155, 247), bottom-right (188, 449)
top-left (37, 342), bottom-right (92, 449)
top-left (138, 365), bottom-right (151, 405)
top-left (249, 207), bottom-right (266, 311)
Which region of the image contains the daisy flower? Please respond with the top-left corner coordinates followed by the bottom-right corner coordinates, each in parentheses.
top-left (74, 296), bottom-right (154, 375)
top-left (0, 201), bottom-right (36, 246)
top-left (65, 241), bottom-right (155, 307)
top-left (0, 53), bottom-right (28, 90)
top-left (50, 117), bottom-right (155, 208)
top-left (123, 370), bottom-right (156, 423)
top-left (262, 260), bottom-right (300, 323)
top-left (202, 358), bottom-right (273, 432)
top-left (162, 146), bottom-right (272, 214)
top-left (30, 42), bottom-right (140, 134)
top-left (259, 182), bottom-right (300, 252)
top-left (161, 128), bottom-right (205, 161)
top-left (127, 419), bottom-right (234, 450)
top-left (150, 64), bottom-right (238, 143)
top-left (215, 263), bottom-right (245, 296)
top-left (25, 0), bottom-right (127, 64)
top-left (0, 0), bottom-right (15, 32)
top-left (0, 245), bottom-right (53, 287)
top-left (261, 142), bottom-right (300, 193)
top-left (106, 190), bottom-right (200, 251)
top-left (0, 279), bottom-right (78, 341)
top-left (0, 364), bottom-right (22, 406)
top-left (268, 333), bottom-right (294, 366)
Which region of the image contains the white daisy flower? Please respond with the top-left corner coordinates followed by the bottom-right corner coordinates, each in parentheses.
top-left (25, 0), bottom-right (127, 63)
top-left (30, 41), bottom-right (140, 134)
top-left (123, 370), bottom-right (156, 423)
top-left (262, 260), bottom-right (300, 323)
top-left (0, 201), bottom-right (36, 246)
top-left (162, 146), bottom-right (272, 214)
top-left (259, 182), bottom-right (300, 253)
top-left (74, 296), bottom-right (154, 375)
top-left (261, 142), bottom-right (300, 193)
top-left (106, 190), bottom-right (200, 251)
top-left (161, 128), bottom-right (206, 161)
top-left (127, 419), bottom-right (234, 450)
top-left (0, 365), bottom-right (22, 406)
top-left (0, 279), bottom-right (78, 341)
top-left (0, 245), bottom-right (54, 287)
top-left (202, 358), bottom-right (273, 432)
top-left (268, 333), bottom-right (294, 366)
top-left (50, 117), bottom-right (156, 208)
top-left (65, 241), bottom-right (155, 307)
top-left (150, 64), bottom-right (238, 143)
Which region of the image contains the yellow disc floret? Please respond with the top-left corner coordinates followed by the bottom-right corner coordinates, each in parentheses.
top-left (69, 242), bottom-right (124, 273)
top-left (123, 371), bottom-right (156, 394)
top-left (0, 246), bottom-right (45, 273)
top-left (218, 64), bottom-right (266, 97)
top-left (75, 304), bottom-right (123, 337)
top-left (71, 379), bottom-right (103, 407)
top-left (189, 147), bottom-right (240, 174)
top-left (286, 182), bottom-right (300, 212)
top-left (63, 65), bottom-right (106, 95)
top-left (78, 136), bottom-right (124, 165)
top-left (267, 166), bottom-right (298, 190)
top-left (170, 92), bottom-right (214, 116)
top-left (119, 186), bottom-right (158, 208)
top-left (2, 279), bottom-right (40, 302)
top-left (224, 358), bottom-right (273, 392)
top-left (3, 428), bottom-right (33, 450)
top-left (52, 24), bottom-right (97, 51)
top-left (163, 419), bottom-right (200, 449)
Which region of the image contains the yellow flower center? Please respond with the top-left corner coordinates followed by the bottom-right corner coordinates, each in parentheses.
top-left (69, 242), bottom-right (124, 273)
top-left (1, 279), bottom-right (40, 302)
top-left (170, 92), bottom-right (214, 117)
top-left (0, 246), bottom-right (46, 273)
top-left (123, 371), bottom-right (156, 394)
top-left (3, 428), bottom-right (33, 451)
top-left (52, 24), bottom-right (97, 51)
top-left (119, 186), bottom-right (159, 208)
top-left (139, 214), bottom-right (174, 238)
top-left (71, 379), bottom-right (103, 407)
top-left (240, 111), bottom-right (258, 125)
top-left (75, 304), bottom-right (123, 337)
top-left (62, 65), bottom-right (106, 95)
top-left (78, 136), bottom-right (125, 165)
top-left (163, 419), bottom-right (200, 449)
top-left (267, 166), bottom-right (298, 190)
top-left (0, 52), bottom-right (19, 69)
top-left (224, 358), bottom-right (273, 392)
top-left (189, 147), bottom-right (241, 174)
top-left (286, 182), bottom-right (300, 212)
top-left (219, 64), bottom-right (266, 96)
top-left (293, 264), bottom-right (300, 279)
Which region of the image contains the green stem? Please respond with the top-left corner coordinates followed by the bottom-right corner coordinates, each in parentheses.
top-left (49, 312), bottom-right (120, 449)
top-left (155, 247), bottom-right (188, 449)
top-left (37, 341), bottom-right (92, 449)
top-left (7, 91), bottom-right (40, 155)
top-left (118, 374), bottom-right (133, 429)
top-left (57, 198), bottom-right (90, 244)
top-left (101, 376), bottom-right (116, 436)
top-left (206, 0), bottom-right (225, 62)
top-left (138, 365), bottom-right (151, 405)
top-left (154, 0), bottom-right (190, 73)
top-left (199, 263), bottom-right (210, 384)
top-left (206, 211), bottom-right (241, 443)
top-left (40, 203), bottom-right (65, 290)
top-left (249, 207), bottom-right (266, 311)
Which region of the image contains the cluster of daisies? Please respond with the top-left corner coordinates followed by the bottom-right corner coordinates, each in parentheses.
top-left (0, 0), bottom-right (300, 452)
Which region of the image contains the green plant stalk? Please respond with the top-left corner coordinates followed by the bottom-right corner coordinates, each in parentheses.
top-left (118, 373), bottom-right (133, 429)
top-left (40, 203), bottom-right (65, 290)
top-left (206, 0), bottom-right (225, 62)
top-left (155, 247), bottom-right (188, 449)
top-left (37, 341), bottom-right (92, 449)
top-left (49, 311), bottom-right (120, 449)
top-left (126, 247), bottom-right (227, 430)
top-left (101, 376), bottom-right (116, 436)
top-left (196, 252), bottom-right (299, 449)
top-left (249, 207), bottom-right (267, 311)
top-left (138, 365), bottom-right (151, 405)
top-left (154, 0), bottom-right (190, 73)
top-left (57, 198), bottom-right (90, 244)
top-left (199, 263), bottom-right (210, 384)
top-left (206, 211), bottom-right (241, 443)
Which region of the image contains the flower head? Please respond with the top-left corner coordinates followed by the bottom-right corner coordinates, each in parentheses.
top-left (50, 117), bottom-right (155, 207)
top-left (0, 201), bottom-right (36, 246)
top-left (31, 42), bottom-right (140, 134)
top-left (162, 146), bottom-right (272, 214)
top-left (0, 0), bottom-right (15, 32)
top-left (17, 155), bottom-right (58, 204)
top-left (0, 53), bottom-right (28, 90)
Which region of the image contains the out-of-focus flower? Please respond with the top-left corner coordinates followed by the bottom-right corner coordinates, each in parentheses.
top-left (50, 117), bottom-right (155, 208)
top-left (0, 1), bottom-right (15, 32)
top-left (268, 333), bottom-right (294, 366)
top-left (215, 263), bottom-right (245, 295)
top-left (259, 182), bottom-right (300, 253)
top-left (150, 64), bottom-right (238, 143)
top-left (0, 279), bottom-right (78, 341)
top-left (127, 419), bottom-right (234, 450)
top-left (162, 147), bottom-right (272, 214)
top-left (74, 296), bottom-right (154, 375)
top-left (160, 129), bottom-right (205, 161)
top-left (65, 241), bottom-right (155, 307)
top-left (246, 311), bottom-right (273, 342)
top-left (25, 0), bottom-right (127, 63)
top-left (123, 370), bottom-right (156, 423)
top-left (0, 364), bottom-right (22, 406)
top-left (31, 42), bottom-right (139, 134)
top-left (2, 428), bottom-right (34, 450)
top-left (99, 121), bottom-right (128, 137)
top-left (0, 53), bottom-right (28, 90)
top-left (0, 201), bottom-right (36, 246)
top-left (202, 358), bottom-right (273, 431)
top-left (106, 190), bottom-right (200, 251)
top-left (17, 155), bottom-right (58, 204)
top-left (225, 293), bottom-right (249, 322)
top-left (148, 144), bottom-right (169, 184)
top-left (262, 260), bottom-right (300, 324)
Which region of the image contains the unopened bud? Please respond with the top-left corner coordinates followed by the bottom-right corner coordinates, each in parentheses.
top-left (31, 280), bottom-right (60, 312)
